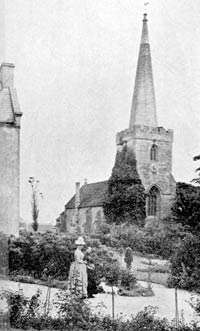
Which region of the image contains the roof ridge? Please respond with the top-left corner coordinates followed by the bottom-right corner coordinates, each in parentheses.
top-left (81, 180), bottom-right (108, 187)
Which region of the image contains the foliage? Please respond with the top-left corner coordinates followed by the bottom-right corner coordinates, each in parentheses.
top-left (101, 220), bottom-right (188, 259)
top-left (8, 233), bottom-right (119, 297)
top-left (1, 290), bottom-right (200, 331)
top-left (9, 231), bottom-right (75, 279)
top-left (1, 289), bottom-right (42, 330)
top-left (168, 233), bottom-right (200, 292)
top-left (120, 269), bottom-right (137, 289)
top-left (171, 182), bottom-right (200, 232)
top-left (192, 154), bottom-right (200, 185)
top-left (28, 177), bottom-right (43, 232)
top-left (85, 239), bottom-right (120, 289)
top-left (190, 295), bottom-right (200, 317)
top-left (103, 145), bottom-right (146, 226)
top-left (124, 247), bottom-right (133, 269)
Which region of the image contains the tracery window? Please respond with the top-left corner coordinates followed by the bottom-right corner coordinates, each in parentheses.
top-left (147, 186), bottom-right (160, 216)
top-left (150, 144), bottom-right (158, 161)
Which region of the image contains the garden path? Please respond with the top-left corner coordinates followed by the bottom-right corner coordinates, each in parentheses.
top-left (0, 279), bottom-right (199, 324)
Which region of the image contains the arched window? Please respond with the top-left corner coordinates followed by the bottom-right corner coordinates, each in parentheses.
top-left (147, 186), bottom-right (160, 217)
top-left (150, 144), bottom-right (158, 161)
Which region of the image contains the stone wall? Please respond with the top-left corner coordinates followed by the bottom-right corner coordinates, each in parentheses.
top-left (116, 124), bottom-right (175, 219)
top-left (64, 206), bottom-right (105, 235)
top-left (0, 124), bottom-right (20, 235)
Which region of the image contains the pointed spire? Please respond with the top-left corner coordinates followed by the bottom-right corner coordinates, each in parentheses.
top-left (129, 13), bottom-right (157, 128)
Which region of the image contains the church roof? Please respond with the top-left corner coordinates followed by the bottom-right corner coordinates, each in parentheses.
top-left (65, 180), bottom-right (108, 209)
top-left (129, 13), bottom-right (157, 128)
top-left (0, 63), bottom-right (22, 124)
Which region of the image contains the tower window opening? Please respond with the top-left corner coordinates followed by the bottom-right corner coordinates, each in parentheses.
top-left (147, 186), bottom-right (160, 216)
top-left (150, 144), bottom-right (158, 161)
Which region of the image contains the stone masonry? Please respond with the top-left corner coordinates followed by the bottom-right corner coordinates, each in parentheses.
top-left (117, 13), bottom-right (176, 219)
top-left (0, 63), bottom-right (22, 235)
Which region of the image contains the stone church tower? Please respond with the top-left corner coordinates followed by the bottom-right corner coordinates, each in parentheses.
top-left (0, 63), bottom-right (22, 235)
top-left (116, 14), bottom-right (175, 219)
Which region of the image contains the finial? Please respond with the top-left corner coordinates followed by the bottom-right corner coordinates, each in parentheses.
top-left (143, 13), bottom-right (148, 21)
top-left (143, 1), bottom-right (149, 19)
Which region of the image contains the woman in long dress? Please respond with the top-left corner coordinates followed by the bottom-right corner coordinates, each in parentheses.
top-left (68, 237), bottom-right (88, 298)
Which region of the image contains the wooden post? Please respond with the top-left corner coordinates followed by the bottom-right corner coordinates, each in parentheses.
top-left (44, 276), bottom-right (51, 316)
top-left (147, 257), bottom-right (152, 289)
top-left (112, 286), bottom-right (115, 319)
top-left (175, 288), bottom-right (179, 327)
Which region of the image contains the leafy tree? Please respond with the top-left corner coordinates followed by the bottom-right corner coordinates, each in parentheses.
top-left (171, 182), bottom-right (200, 231)
top-left (103, 146), bottom-right (146, 226)
top-left (169, 233), bottom-right (200, 292)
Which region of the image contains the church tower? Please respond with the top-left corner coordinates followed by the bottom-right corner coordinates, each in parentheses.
top-left (116, 13), bottom-right (175, 219)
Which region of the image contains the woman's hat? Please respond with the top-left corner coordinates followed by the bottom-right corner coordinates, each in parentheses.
top-left (75, 236), bottom-right (85, 245)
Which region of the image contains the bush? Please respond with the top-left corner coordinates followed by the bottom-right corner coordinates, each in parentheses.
top-left (120, 269), bottom-right (137, 289)
top-left (1, 290), bottom-right (200, 331)
top-left (8, 233), bottom-right (119, 297)
top-left (172, 182), bottom-right (200, 232)
top-left (168, 233), bottom-right (200, 292)
top-left (9, 232), bottom-right (75, 280)
top-left (101, 220), bottom-right (188, 259)
top-left (124, 247), bottom-right (133, 269)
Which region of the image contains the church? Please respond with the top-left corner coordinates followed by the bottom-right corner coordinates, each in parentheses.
top-left (57, 13), bottom-right (176, 235)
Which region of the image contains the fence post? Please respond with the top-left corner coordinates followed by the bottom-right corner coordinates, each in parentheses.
top-left (175, 287), bottom-right (179, 327)
top-left (112, 286), bottom-right (115, 319)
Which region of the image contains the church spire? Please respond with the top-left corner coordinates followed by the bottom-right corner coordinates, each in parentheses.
top-left (129, 13), bottom-right (157, 128)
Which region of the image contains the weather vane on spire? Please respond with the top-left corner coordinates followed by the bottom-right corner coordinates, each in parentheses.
top-left (144, 1), bottom-right (149, 14)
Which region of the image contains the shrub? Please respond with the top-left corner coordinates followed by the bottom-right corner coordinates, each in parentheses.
top-left (8, 233), bottom-right (119, 297)
top-left (124, 247), bottom-right (133, 269)
top-left (168, 233), bottom-right (200, 292)
top-left (172, 182), bottom-right (200, 232)
top-left (2, 291), bottom-right (199, 331)
top-left (120, 269), bottom-right (137, 289)
top-left (102, 220), bottom-right (188, 259)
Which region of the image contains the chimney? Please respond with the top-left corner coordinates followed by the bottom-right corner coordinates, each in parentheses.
top-left (84, 178), bottom-right (88, 185)
top-left (0, 63), bottom-right (15, 88)
top-left (75, 182), bottom-right (80, 208)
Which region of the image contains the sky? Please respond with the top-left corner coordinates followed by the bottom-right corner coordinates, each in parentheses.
top-left (3, 0), bottom-right (200, 224)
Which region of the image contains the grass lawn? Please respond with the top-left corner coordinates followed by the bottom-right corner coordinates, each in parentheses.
top-left (112, 249), bottom-right (170, 287)
top-left (136, 270), bottom-right (169, 286)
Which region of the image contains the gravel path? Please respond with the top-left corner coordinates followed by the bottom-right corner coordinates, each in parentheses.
top-left (0, 279), bottom-right (199, 324)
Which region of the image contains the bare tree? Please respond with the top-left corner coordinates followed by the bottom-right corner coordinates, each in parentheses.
top-left (28, 177), bottom-right (43, 232)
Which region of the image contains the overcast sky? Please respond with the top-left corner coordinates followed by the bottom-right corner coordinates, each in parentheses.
top-left (3, 0), bottom-right (200, 224)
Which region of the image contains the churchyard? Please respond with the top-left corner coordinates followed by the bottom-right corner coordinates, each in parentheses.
top-left (1, 217), bottom-right (200, 331)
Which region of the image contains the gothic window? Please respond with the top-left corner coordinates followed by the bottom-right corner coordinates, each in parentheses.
top-left (147, 186), bottom-right (160, 217)
top-left (150, 144), bottom-right (158, 161)
top-left (93, 210), bottom-right (102, 233)
top-left (83, 208), bottom-right (93, 234)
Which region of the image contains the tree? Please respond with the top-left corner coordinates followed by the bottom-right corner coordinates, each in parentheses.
top-left (28, 177), bottom-right (43, 232)
top-left (103, 145), bottom-right (146, 226)
top-left (171, 182), bottom-right (200, 231)
top-left (192, 154), bottom-right (200, 184)
top-left (169, 233), bottom-right (200, 292)
top-left (124, 247), bottom-right (133, 270)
